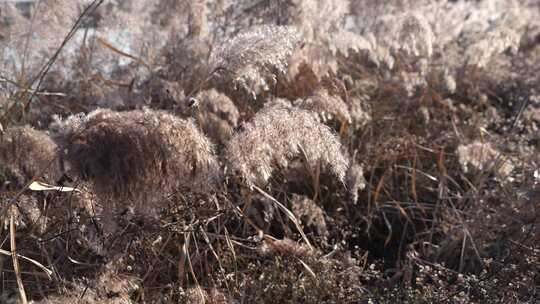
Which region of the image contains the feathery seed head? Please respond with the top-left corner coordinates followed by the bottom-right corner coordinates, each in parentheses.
top-left (466, 27), bottom-right (521, 68)
top-left (55, 108), bottom-right (219, 202)
top-left (194, 89), bottom-right (240, 143)
top-left (395, 13), bottom-right (435, 58)
top-left (346, 162), bottom-right (366, 205)
top-left (211, 25), bottom-right (302, 97)
top-left (295, 89), bottom-right (352, 124)
top-left (226, 102), bottom-right (347, 187)
top-left (0, 126), bottom-right (60, 187)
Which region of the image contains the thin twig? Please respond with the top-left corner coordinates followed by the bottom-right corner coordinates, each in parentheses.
top-left (252, 185), bottom-right (313, 250)
top-left (96, 37), bottom-right (150, 68)
top-left (0, 249), bottom-right (52, 279)
top-left (0, 0), bottom-right (105, 123)
top-left (184, 232), bottom-right (206, 302)
top-left (10, 208), bottom-right (28, 304)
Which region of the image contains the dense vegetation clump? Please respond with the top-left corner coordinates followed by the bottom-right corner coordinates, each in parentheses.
top-left (0, 0), bottom-right (539, 303)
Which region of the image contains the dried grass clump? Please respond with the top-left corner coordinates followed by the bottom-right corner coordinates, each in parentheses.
top-left (294, 88), bottom-right (372, 129)
top-left (55, 108), bottom-right (219, 201)
top-left (12, 195), bottom-right (49, 233)
top-left (211, 25), bottom-right (302, 97)
top-left (329, 31), bottom-right (395, 69)
top-left (348, 96), bottom-right (372, 130)
top-left (457, 141), bottom-right (514, 177)
top-left (291, 195), bottom-right (328, 238)
top-left (388, 13), bottom-right (435, 58)
top-left (33, 264), bottom-right (138, 304)
top-left (180, 287), bottom-right (232, 304)
top-left (161, 37), bottom-right (212, 93)
top-left (465, 27), bottom-right (521, 68)
top-left (140, 78), bottom-right (186, 111)
top-left (0, 194), bottom-right (41, 232)
top-left (0, 0), bottom-right (82, 79)
top-left (194, 89), bottom-right (240, 144)
top-left (279, 0), bottom-right (388, 79)
top-left (226, 0), bottom-right (347, 43)
top-left (93, 262), bottom-right (139, 302)
top-left (0, 126), bottom-right (60, 187)
top-left (295, 89), bottom-right (351, 124)
top-left (346, 161), bottom-right (366, 205)
top-left (226, 103), bottom-right (347, 187)
top-left (239, 242), bottom-right (365, 303)
top-left (259, 237), bottom-right (317, 258)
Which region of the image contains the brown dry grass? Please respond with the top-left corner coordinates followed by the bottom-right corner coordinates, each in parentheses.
top-left (0, 0), bottom-right (539, 303)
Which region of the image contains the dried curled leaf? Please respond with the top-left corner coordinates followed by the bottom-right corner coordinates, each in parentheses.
top-left (29, 181), bottom-right (80, 193)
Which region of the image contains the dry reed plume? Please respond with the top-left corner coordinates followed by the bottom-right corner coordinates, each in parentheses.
top-left (226, 102), bottom-right (347, 187)
top-left (55, 108), bottom-right (219, 202)
top-left (0, 126), bottom-right (60, 188)
top-left (194, 89), bottom-right (240, 144)
top-left (211, 25), bottom-right (302, 97)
